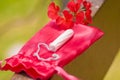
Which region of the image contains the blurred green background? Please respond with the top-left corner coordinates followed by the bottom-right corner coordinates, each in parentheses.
top-left (0, 0), bottom-right (119, 80)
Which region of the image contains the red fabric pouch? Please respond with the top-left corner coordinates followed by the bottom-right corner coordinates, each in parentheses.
top-left (0, 20), bottom-right (103, 80)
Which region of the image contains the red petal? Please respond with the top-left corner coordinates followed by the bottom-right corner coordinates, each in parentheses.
top-left (65, 21), bottom-right (74, 29)
top-left (63, 10), bottom-right (73, 20)
top-left (67, 1), bottom-right (76, 12)
top-left (59, 21), bottom-right (74, 29)
top-left (75, 3), bottom-right (81, 12)
top-left (48, 2), bottom-right (60, 19)
top-left (77, 0), bottom-right (83, 4)
top-left (56, 16), bottom-right (64, 25)
top-left (56, 16), bottom-right (74, 29)
top-left (67, 1), bottom-right (80, 13)
top-left (85, 9), bottom-right (92, 24)
top-left (76, 11), bottom-right (84, 24)
top-left (83, 1), bottom-right (91, 9)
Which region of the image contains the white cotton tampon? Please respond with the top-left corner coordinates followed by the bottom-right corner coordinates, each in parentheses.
top-left (49, 29), bottom-right (74, 52)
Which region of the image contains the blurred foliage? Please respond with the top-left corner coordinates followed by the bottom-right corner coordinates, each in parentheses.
top-left (0, 0), bottom-right (38, 61)
top-left (104, 49), bottom-right (120, 80)
top-left (0, 0), bottom-right (38, 79)
top-left (0, 0), bottom-right (61, 79)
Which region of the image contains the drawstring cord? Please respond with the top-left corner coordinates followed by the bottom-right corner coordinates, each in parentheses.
top-left (33, 29), bottom-right (74, 61)
top-left (33, 43), bottom-right (79, 80)
top-left (54, 66), bottom-right (80, 80)
top-left (33, 29), bottom-right (79, 80)
top-left (33, 43), bottom-right (60, 61)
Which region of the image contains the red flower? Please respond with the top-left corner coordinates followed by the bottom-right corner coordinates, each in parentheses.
top-left (85, 9), bottom-right (92, 24)
top-left (56, 10), bottom-right (74, 29)
top-left (48, 2), bottom-right (60, 19)
top-left (83, 1), bottom-right (92, 24)
top-left (47, 0), bottom-right (92, 29)
top-left (67, 0), bottom-right (81, 13)
top-left (76, 11), bottom-right (84, 24)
